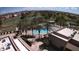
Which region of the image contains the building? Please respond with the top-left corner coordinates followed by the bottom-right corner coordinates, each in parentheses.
top-left (49, 28), bottom-right (79, 50)
top-left (0, 36), bottom-right (32, 51)
top-left (65, 31), bottom-right (79, 51)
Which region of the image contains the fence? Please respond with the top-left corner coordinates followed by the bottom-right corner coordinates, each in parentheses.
top-left (0, 31), bottom-right (16, 35)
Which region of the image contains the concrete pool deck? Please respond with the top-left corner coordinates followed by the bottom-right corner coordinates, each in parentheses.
top-left (31, 41), bottom-right (43, 51)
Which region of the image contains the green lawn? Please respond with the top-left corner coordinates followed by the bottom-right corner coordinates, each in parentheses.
top-left (0, 16), bottom-right (20, 33)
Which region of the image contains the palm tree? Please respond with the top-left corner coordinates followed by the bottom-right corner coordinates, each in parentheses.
top-left (75, 20), bottom-right (79, 30)
top-left (37, 24), bottom-right (41, 39)
top-left (17, 13), bottom-right (28, 35)
top-left (45, 22), bottom-right (49, 34)
top-left (31, 17), bottom-right (38, 36)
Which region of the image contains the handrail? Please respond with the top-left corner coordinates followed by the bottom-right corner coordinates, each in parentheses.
top-left (18, 37), bottom-right (34, 51)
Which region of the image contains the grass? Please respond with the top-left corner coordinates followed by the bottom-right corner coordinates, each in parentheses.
top-left (0, 16), bottom-right (20, 33)
top-left (2, 16), bottom-right (20, 26)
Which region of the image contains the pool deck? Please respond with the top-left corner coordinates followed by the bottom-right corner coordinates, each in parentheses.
top-left (31, 42), bottom-right (43, 51)
top-left (0, 25), bottom-right (63, 51)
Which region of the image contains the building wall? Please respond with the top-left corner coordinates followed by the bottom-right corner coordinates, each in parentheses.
top-left (65, 39), bottom-right (79, 51)
top-left (65, 43), bottom-right (79, 51)
top-left (49, 34), bottom-right (67, 50)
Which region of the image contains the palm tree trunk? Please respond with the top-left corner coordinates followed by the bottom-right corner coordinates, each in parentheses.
top-left (45, 23), bottom-right (48, 35)
top-left (38, 29), bottom-right (40, 39)
top-left (32, 27), bottom-right (33, 36)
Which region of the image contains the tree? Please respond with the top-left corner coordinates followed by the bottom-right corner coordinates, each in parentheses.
top-left (55, 15), bottom-right (67, 26)
top-left (20, 13), bottom-right (26, 19)
top-left (76, 20), bottom-right (79, 26)
top-left (75, 20), bottom-right (79, 30)
top-left (17, 13), bottom-right (28, 34)
top-left (37, 25), bottom-right (42, 39)
top-left (39, 38), bottom-right (49, 50)
top-left (0, 19), bottom-right (2, 28)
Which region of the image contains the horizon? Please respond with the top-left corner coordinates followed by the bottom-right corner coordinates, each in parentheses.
top-left (0, 7), bottom-right (79, 15)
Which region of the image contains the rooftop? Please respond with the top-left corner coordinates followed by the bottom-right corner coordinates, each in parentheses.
top-left (57, 28), bottom-right (75, 37)
top-left (50, 28), bottom-right (79, 42)
top-left (0, 36), bottom-right (15, 51)
top-left (0, 34), bottom-right (31, 51)
top-left (51, 33), bottom-right (68, 41)
top-left (73, 31), bottom-right (79, 41)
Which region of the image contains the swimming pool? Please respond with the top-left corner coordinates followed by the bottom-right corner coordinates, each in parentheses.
top-left (33, 29), bottom-right (48, 35)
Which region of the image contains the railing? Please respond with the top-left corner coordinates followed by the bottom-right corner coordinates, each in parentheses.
top-left (0, 31), bottom-right (15, 35)
top-left (18, 37), bottom-right (34, 51)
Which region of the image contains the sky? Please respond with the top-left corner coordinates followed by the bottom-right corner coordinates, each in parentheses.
top-left (0, 7), bottom-right (79, 15)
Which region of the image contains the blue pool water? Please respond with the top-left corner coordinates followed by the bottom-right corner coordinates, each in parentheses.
top-left (33, 29), bottom-right (48, 35)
